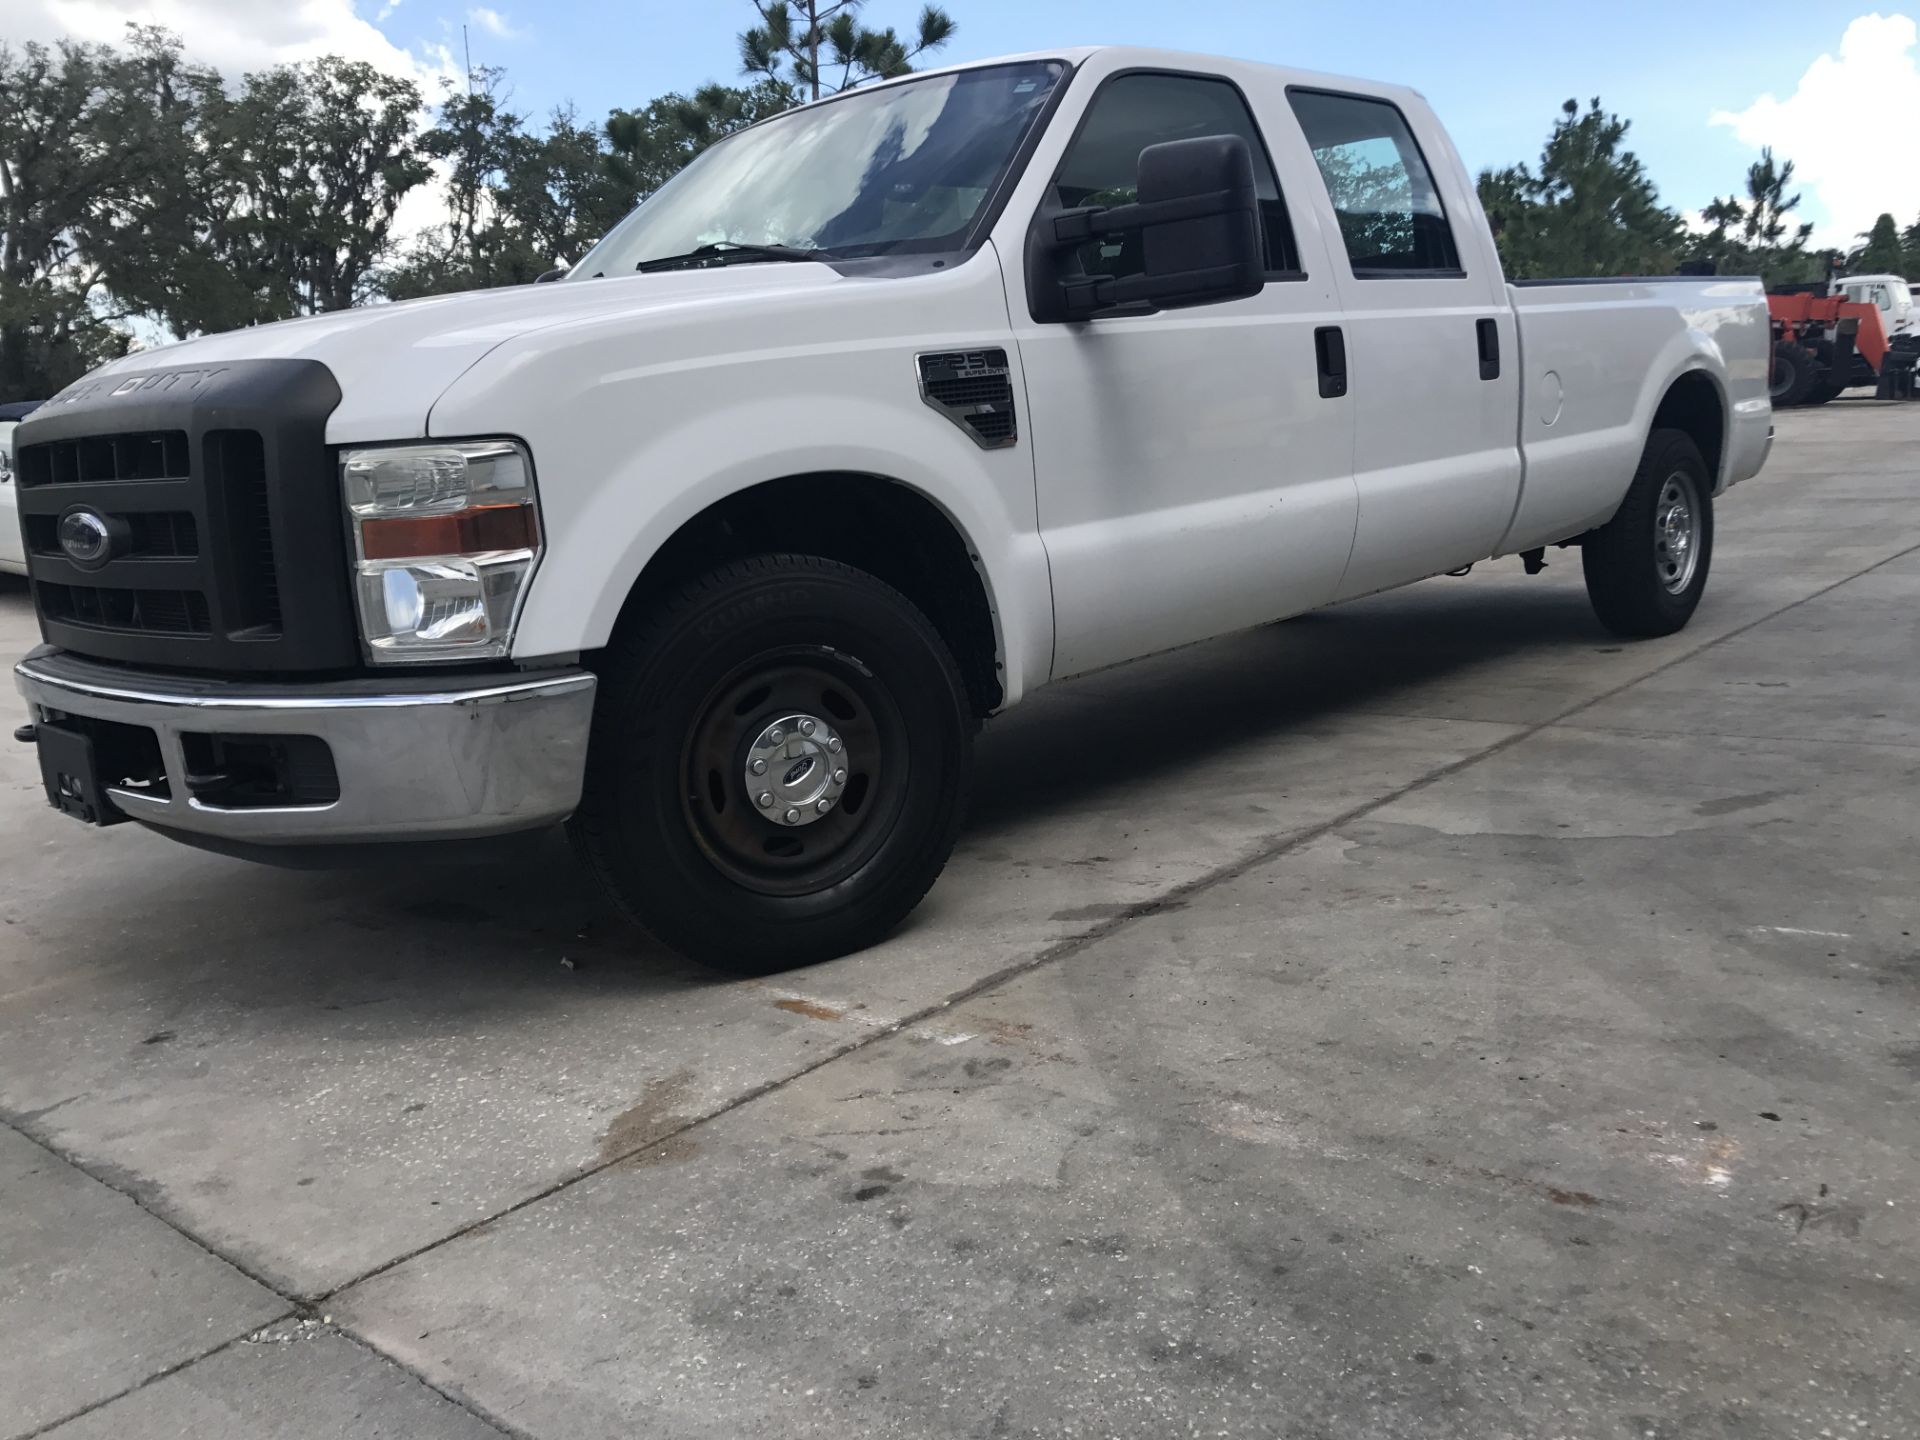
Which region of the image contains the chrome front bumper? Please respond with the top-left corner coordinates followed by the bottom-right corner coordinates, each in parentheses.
top-left (14, 648), bottom-right (596, 845)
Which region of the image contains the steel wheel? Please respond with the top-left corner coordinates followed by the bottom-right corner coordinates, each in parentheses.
top-left (572, 554), bottom-right (972, 972)
top-left (680, 647), bottom-right (908, 897)
top-left (1653, 469), bottom-right (1701, 595)
top-left (1583, 427), bottom-right (1713, 639)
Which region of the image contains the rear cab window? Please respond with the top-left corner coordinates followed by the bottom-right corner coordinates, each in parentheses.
top-left (1287, 88), bottom-right (1461, 276)
top-left (1050, 71), bottom-right (1304, 281)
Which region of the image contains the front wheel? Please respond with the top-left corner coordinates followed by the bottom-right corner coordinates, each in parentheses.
top-left (572, 555), bottom-right (973, 973)
top-left (1581, 427), bottom-right (1714, 638)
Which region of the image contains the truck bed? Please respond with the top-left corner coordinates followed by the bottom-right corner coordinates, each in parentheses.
top-left (1500, 275), bottom-right (1774, 555)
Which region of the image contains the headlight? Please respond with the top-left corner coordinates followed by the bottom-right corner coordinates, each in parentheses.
top-left (341, 439), bottom-right (541, 663)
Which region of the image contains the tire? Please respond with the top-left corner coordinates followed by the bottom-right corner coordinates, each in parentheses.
top-left (1769, 341), bottom-right (1815, 407)
top-left (571, 554), bottom-right (972, 973)
top-left (1804, 382), bottom-right (1845, 406)
top-left (1581, 428), bottom-right (1714, 638)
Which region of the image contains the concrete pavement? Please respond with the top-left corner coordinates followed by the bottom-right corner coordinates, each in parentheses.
top-left (2, 402), bottom-right (1916, 1437)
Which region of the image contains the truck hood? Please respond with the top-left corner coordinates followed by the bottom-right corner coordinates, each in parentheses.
top-left (85, 265), bottom-right (845, 444)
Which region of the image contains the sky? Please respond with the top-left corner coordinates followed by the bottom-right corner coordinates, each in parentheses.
top-left (7, 0), bottom-right (1919, 248)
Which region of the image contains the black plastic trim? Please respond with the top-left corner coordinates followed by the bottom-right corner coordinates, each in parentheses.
top-left (1025, 65), bottom-right (1310, 325)
top-left (14, 359), bottom-right (356, 673)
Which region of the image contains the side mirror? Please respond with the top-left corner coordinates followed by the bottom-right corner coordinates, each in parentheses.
top-left (1032, 134), bottom-right (1265, 322)
top-left (534, 267), bottom-right (567, 284)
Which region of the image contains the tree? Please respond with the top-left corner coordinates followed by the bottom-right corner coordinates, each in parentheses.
top-left (226, 57), bottom-right (430, 315)
top-left (0, 31), bottom-right (202, 397)
top-left (605, 80), bottom-right (792, 199)
top-left (739, 2), bottom-right (954, 104)
top-left (1687, 194), bottom-right (1748, 276)
top-left (1853, 212), bottom-right (1904, 274)
top-left (1736, 147), bottom-right (1817, 285)
top-left (1905, 214), bottom-right (1920, 280)
top-left (1475, 98), bottom-right (1681, 279)
top-left (1686, 147), bottom-right (1823, 286)
top-left (386, 77), bottom-right (787, 299)
top-left (382, 69), bottom-right (542, 298)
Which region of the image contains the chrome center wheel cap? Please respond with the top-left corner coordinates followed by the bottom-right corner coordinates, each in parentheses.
top-left (745, 714), bottom-right (849, 827)
top-left (1654, 471), bottom-right (1700, 595)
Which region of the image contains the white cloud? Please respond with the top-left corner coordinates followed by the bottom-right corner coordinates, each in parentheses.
top-left (10, 0), bottom-right (458, 91)
top-left (465, 6), bottom-right (524, 41)
top-left (1711, 12), bottom-right (1920, 245)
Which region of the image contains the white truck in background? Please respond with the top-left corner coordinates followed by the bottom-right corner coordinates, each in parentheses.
top-left (10, 47), bottom-right (1773, 971)
top-left (1833, 273), bottom-right (1913, 338)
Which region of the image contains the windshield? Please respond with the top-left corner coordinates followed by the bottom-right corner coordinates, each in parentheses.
top-left (572, 60), bottom-right (1064, 276)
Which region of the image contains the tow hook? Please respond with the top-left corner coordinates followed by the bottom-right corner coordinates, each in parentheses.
top-left (1521, 547), bottom-right (1548, 575)
top-left (12, 724), bottom-right (35, 745)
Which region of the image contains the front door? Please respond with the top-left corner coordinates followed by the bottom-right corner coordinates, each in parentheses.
top-left (1008, 69), bottom-right (1359, 679)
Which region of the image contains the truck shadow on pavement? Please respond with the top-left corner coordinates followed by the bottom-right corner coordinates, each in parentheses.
top-left (970, 578), bottom-right (1604, 827)
top-left (4, 574), bottom-right (1610, 1017)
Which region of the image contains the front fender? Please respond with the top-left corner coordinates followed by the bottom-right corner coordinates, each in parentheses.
top-left (488, 385), bottom-right (1051, 708)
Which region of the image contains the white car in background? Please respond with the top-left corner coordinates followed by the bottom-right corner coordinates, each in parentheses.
top-left (0, 402), bottom-right (43, 576)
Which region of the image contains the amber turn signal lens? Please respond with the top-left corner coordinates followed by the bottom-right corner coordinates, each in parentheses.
top-left (359, 503), bottom-right (538, 561)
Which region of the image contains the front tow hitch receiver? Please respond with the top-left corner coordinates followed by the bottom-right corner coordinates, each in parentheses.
top-left (1521, 547), bottom-right (1548, 575)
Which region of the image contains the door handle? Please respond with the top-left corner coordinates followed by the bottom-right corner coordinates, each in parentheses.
top-left (1315, 326), bottom-right (1347, 399)
top-left (1477, 318), bottom-right (1500, 381)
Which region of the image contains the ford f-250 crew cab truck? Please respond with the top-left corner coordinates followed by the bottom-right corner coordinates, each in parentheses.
top-left (10, 48), bottom-right (1773, 971)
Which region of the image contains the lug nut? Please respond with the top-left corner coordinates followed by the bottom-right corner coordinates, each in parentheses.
top-left (816, 799), bottom-right (832, 815)
top-left (750, 758), bottom-right (767, 775)
top-left (769, 727), bottom-right (784, 743)
top-left (758, 792), bottom-right (774, 808)
top-left (800, 718), bottom-right (816, 736)
top-left (827, 737), bottom-right (843, 753)
top-left (833, 769), bottom-right (846, 785)
top-left (784, 808), bottom-right (800, 824)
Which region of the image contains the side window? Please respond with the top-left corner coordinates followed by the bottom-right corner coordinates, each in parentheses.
top-left (1051, 73), bottom-right (1302, 280)
top-left (1288, 89), bottom-right (1461, 276)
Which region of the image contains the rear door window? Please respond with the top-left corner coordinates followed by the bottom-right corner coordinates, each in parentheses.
top-left (1288, 89), bottom-right (1461, 276)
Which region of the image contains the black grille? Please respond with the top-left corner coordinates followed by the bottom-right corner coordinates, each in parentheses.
top-left (206, 430), bottom-right (281, 634)
top-left (919, 349), bottom-right (1017, 448)
top-left (13, 359), bottom-right (356, 673)
top-left (16, 430), bottom-right (189, 488)
top-left (39, 583), bottom-right (212, 635)
top-left (25, 510), bottom-right (198, 560)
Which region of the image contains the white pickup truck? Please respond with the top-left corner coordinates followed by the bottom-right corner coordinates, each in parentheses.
top-left (11, 47), bottom-right (1772, 970)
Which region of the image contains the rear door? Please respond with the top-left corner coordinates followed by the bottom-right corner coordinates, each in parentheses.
top-left (1284, 87), bottom-right (1522, 597)
top-left (1010, 65), bottom-right (1358, 677)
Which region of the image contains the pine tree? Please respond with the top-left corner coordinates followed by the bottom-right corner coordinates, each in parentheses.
top-left (1474, 98), bottom-right (1681, 279)
top-left (739, 2), bottom-right (955, 104)
top-left (1853, 213), bottom-right (1905, 274)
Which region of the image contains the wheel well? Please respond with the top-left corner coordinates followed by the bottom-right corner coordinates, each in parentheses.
top-left (1652, 371), bottom-right (1726, 485)
top-left (610, 474), bottom-right (1004, 717)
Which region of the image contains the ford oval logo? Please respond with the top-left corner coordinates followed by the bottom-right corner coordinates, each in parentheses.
top-left (58, 509), bottom-right (114, 567)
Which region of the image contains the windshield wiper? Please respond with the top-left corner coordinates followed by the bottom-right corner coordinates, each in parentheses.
top-left (635, 242), bottom-right (830, 273)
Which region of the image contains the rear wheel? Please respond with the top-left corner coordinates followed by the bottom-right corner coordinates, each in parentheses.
top-left (1581, 428), bottom-right (1714, 638)
top-left (1770, 341), bottom-right (1815, 407)
top-left (572, 555), bottom-right (972, 973)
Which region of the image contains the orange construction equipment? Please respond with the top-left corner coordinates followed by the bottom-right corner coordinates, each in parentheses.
top-left (1768, 290), bottom-right (1919, 406)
